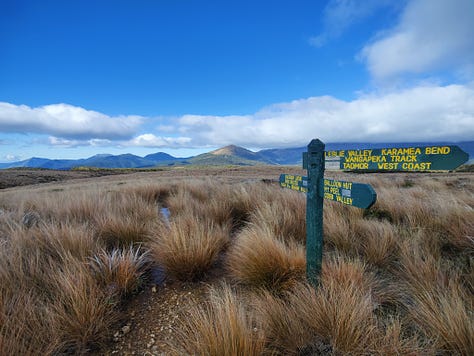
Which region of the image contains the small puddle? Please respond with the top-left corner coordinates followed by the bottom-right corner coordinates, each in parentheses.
top-left (160, 207), bottom-right (171, 226)
top-left (150, 207), bottom-right (171, 285)
top-left (150, 265), bottom-right (166, 285)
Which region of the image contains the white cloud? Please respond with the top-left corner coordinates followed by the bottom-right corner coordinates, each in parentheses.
top-left (4, 154), bottom-right (21, 162)
top-left (3, 83), bottom-right (473, 152)
top-left (0, 102), bottom-right (142, 140)
top-left (126, 134), bottom-right (192, 147)
top-left (310, 0), bottom-right (394, 47)
top-left (48, 136), bottom-right (113, 147)
top-left (48, 136), bottom-right (80, 147)
top-left (175, 84), bottom-right (474, 147)
top-left (361, 0), bottom-right (474, 80)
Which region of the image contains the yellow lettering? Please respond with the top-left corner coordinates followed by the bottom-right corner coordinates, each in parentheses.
top-left (377, 162), bottom-right (399, 170)
top-left (390, 155), bottom-right (418, 162)
top-left (425, 146), bottom-right (450, 155)
top-left (402, 162), bottom-right (433, 171)
top-left (343, 162), bottom-right (369, 170)
top-left (324, 192), bottom-right (334, 200)
top-left (342, 182), bottom-right (352, 189)
top-left (325, 150), bottom-right (346, 157)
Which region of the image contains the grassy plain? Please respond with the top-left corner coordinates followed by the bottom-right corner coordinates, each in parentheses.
top-left (0, 166), bottom-right (472, 355)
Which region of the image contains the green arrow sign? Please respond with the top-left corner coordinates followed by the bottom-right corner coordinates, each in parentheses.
top-left (279, 174), bottom-right (308, 193)
top-left (279, 174), bottom-right (376, 209)
top-left (322, 178), bottom-right (376, 209)
top-left (340, 145), bottom-right (468, 172)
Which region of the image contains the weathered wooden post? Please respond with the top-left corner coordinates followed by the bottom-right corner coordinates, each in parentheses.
top-left (305, 139), bottom-right (325, 286)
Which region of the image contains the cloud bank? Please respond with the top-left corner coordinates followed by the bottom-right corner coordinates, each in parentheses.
top-left (1, 84), bottom-right (473, 150)
top-left (361, 0), bottom-right (474, 80)
top-left (173, 84), bottom-right (474, 147)
top-left (0, 102), bottom-right (142, 140)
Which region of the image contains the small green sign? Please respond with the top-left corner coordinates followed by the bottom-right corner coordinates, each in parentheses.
top-left (280, 174), bottom-right (376, 209)
top-left (340, 145), bottom-right (468, 171)
top-left (322, 178), bottom-right (376, 209)
top-left (279, 174), bottom-right (307, 193)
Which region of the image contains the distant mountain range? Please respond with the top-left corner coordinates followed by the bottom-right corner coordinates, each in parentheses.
top-left (1, 141), bottom-right (473, 170)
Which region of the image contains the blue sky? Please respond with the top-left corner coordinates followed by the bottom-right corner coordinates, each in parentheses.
top-left (1, 0), bottom-right (473, 161)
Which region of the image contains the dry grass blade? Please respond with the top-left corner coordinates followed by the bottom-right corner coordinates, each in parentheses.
top-left (0, 290), bottom-right (59, 355)
top-left (48, 258), bottom-right (118, 354)
top-left (149, 214), bottom-right (230, 281)
top-left (95, 194), bottom-right (158, 249)
top-left (227, 223), bottom-right (305, 292)
top-left (249, 190), bottom-right (306, 244)
top-left (255, 280), bottom-right (377, 355)
top-left (353, 219), bottom-right (398, 268)
top-left (89, 246), bottom-right (150, 298)
top-left (408, 280), bottom-right (474, 355)
top-left (170, 283), bottom-right (267, 356)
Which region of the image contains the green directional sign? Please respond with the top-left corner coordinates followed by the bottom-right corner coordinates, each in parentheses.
top-left (279, 174), bottom-right (307, 193)
top-left (323, 178), bottom-right (376, 209)
top-left (340, 145), bottom-right (468, 172)
top-left (280, 174), bottom-right (376, 209)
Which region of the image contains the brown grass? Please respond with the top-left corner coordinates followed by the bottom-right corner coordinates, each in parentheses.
top-left (249, 190), bottom-right (306, 244)
top-left (89, 247), bottom-right (150, 298)
top-left (0, 188), bottom-right (157, 354)
top-left (47, 258), bottom-right (118, 353)
top-left (255, 280), bottom-right (378, 355)
top-left (95, 193), bottom-right (158, 249)
top-left (227, 223), bottom-right (306, 292)
top-left (149, 214), bottom-right (230, 281)
top-left (0, 171), bottom-right (472, 354)
top-left (170, 283), bottom-right (267, 356)
top-left (353, 219), bottom-right (399, 268)
top-left (408, 279), bottom-right (474, 355)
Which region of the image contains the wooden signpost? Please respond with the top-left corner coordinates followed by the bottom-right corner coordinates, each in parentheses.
top-left (280, 139), bottom-right (469, 287)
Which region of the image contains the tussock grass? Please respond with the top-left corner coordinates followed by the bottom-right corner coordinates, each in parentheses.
top-left (324, 200), bottom-right (364, 256)
top-left (149, 214), bottom-right (230, 281)
top-left (397, 237), bottom-right (474, 355)
top-left (0, 172), bottom-right (472, 354)
top-left (89, 247), bottom-right (150, 298)
top-left (0, 187), bottom-right (157, 354)
top-left (0, 290), bottom-right (60, 355)
top-left (170, 283), bottom-right (267, 356)
top-left (408, 279), bottom-right (474, 355)
top-left (0, 243), bottom-right (118, 354)
top-left (255, 269), bottom-right (425, 355)
top-left (227, 224), bottom-right (305, 292)
top-left (353, 219), bottom-right (398, 267)
top-left (125, 184), bottom-right (172, 204)
top-left (95, 194), bottom-right (158, 248)
top-left (249, 190), bottom-right (306, 244)
top-left (47, 258), bottom-right (119, 353)
top-left (165, 182), bottom-right (261, 231)
top-left (255, 279), bottom-right (378, 355)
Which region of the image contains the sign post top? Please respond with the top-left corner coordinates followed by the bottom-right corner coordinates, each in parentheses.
top-left (308, 139), bottom-right (325, 151)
